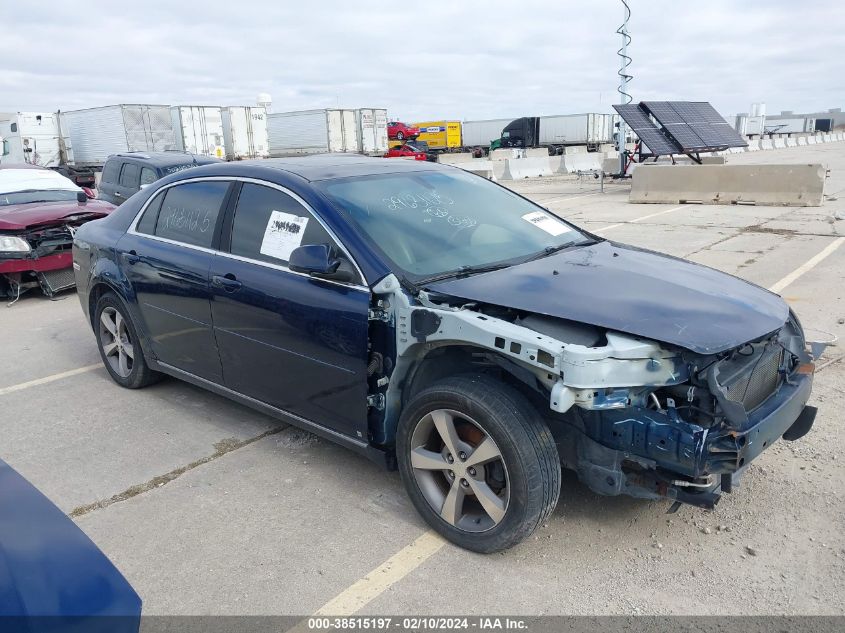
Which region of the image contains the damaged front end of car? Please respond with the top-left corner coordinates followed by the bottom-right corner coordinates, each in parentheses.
top-left (369, 274), bottom-right (816, 510)
top-left (0, 222), bottom-right (81, 302)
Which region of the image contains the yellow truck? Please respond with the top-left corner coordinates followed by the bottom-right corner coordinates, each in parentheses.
top-left (412, 120), bottom-right (462, 151)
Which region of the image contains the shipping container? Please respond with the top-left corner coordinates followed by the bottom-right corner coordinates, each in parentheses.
top-left (764, 117), bottom-right (817, 134)
top-left (461, 118), bottom-right (514, 147)
top-left (267, 108), bottom-right (387, 156)
top-left (61, 104), bottom-right (176, 165)
top-left (538, 113), bottom-right (614, 146)
top-left (412, 120), bottom-right (462, 151)
top-left (221, 106), bottom-right (269, 160)
top-left (0, 112), bottom-right (73, 168)
top-left (356, 108), bottom-right (389, 155)
top-left (170, 106), bottom-right (226, 158)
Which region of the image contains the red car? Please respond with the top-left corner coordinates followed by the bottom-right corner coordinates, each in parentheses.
top-left (0, 164), bottom-right (115, 302)
top-left (384, 144), bottom-right (430, 161)
top-left (387, 121), bottom-right (420, 140)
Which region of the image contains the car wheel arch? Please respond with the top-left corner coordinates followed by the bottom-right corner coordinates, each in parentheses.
top-left (381, 344), bottom-right (549, 447)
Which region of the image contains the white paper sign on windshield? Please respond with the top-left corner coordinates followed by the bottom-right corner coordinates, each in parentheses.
top-left (260, 210), bottom-right (309, 261)
top-left (521, 211), bottom-right (572, 237)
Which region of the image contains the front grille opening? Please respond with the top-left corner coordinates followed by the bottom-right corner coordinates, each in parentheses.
top-left (717, 343), bottom-right (783, 412)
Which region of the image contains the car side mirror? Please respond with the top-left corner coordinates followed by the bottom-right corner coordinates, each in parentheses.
top-left (76, 191), bottom-right (88, 203)
top-left (288, 243), bottom-right (341, 276)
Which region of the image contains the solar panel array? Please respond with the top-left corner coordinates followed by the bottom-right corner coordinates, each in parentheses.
top-left (614, 101), bottom-right (747, 156)
top-left (613, 104), bottom-right (681, 156)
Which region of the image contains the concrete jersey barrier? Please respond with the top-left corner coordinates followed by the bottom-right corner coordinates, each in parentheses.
top-left (493, 157), bottom-right (553, 180)
top-left (630, 164), bottom-right (825, 207)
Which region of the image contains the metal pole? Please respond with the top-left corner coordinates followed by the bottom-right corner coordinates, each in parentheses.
top-left (617, 0), bottom-right (632, 174)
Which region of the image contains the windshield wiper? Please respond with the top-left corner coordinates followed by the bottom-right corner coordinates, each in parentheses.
top-left (417, 262), bottom-right (514, 286)
top-left (519, 237), bottom-right (598, 264)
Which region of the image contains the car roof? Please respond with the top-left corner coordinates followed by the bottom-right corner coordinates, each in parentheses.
top-left (168, 154), bottom-right (444, 183)
top-left (106, 152), bottom-right (221, 168)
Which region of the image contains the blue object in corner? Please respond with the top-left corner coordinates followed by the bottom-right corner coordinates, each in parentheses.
top-left (0, 459), bottom-right (141, 633)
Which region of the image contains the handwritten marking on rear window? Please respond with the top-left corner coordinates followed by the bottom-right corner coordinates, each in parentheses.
top-left (161, 205), bottom-right (212, 233)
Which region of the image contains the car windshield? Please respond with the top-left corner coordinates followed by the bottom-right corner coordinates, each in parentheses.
top-left (0, 169), bottom-right (81, 206)
top-left (317, 169), bottom-right (589, 281)
top-left (0, 189), bottom-right (79, 206)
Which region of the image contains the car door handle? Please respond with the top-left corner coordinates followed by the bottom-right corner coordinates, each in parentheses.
top-left (124, 250), bottom-right (140, 265)
top-left (212, 274), bottom-right (242, 292)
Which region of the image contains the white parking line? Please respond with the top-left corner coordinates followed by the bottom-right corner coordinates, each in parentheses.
top-left (595, 204), bottom-right (689, 232)
top-left (768, 236), bottom-right (845, 293)
top-left (0, 364), bottom-right (101, 397)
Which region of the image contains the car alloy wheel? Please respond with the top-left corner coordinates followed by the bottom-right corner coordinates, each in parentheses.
top-left (396, 131), bottom-right (405, 140)
top-left (98, 306), bottom-right (135, 378)
top-left (409, 408), bottom-right (510, 532)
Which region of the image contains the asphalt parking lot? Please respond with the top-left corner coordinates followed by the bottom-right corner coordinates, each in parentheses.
top-left (2, 142), bottom-right (844, 616)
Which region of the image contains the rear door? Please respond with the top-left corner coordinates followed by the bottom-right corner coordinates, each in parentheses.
top-left (98, 159), bottom-right (122, 204)
top-left (114, 161), bottom-right (141, 204)
top-left (119, 179), bottom-right (233, 382)
top-left (209, 181), bottom-right (370, 438)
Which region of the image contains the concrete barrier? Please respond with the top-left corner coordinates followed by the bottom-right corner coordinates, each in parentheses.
top-left (598, 144), bottom-right (616, 153)
top-left (797, 136), bottom-right (808, 146)
top-left (489, 148), bottom-right (521, 161)
top-left (459, 160), bottom-right (496, 180)
top-left (438, 153), bottom-right (475, 165)
top-left (823, 134), bottom-right (832, 143)
top-left (760, 138), bottom-right (774, 150)
top-left (786, 138), bottom-right (797, 147)
top-left (495, 157), bottom-right (553, 180)
top-left (630, 164), bottom-right (825, 207)
top-left (564, 145), bottom-right (588, 154)
top-left (773, 138), bottom-right (786, 149)
top-left (525, 148), bottom-right (550, 158)
top-left (746, 139), bottom-right (761, 151)
top-left (808, 136), bottom-right (818, 144)
top-left (562, 153), bottom-right (603, 173)
top-left (548, 156), bottom-right (567, 174)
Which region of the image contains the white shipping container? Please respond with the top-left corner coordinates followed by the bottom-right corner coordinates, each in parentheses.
top-left (61, 104), bottom-right (176, 165)
top-left (764, 117), bottom-right (816, 134)
top-left (461, 118), bottom-right (513, 147)
top-left (0, 112), bottom-right (72, 168)
top-left (356, 108), bottom-right (388, 155)
top-left (170, 106), bottom-right (226, 158)
top-left (221, 106), bottom-right (269, 160)
top-left (538, 113), bottom-right (614, 146)
top-left (267, 109), bottom-right (360, 156)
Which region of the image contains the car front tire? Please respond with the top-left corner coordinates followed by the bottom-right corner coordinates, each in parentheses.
top-left (397, 374), bottom-right (561, 553)
top-left (95, 292), bottom-right (161, 389)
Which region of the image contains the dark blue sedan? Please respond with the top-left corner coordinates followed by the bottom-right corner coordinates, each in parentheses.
top-left (73, 156), bottom-right (816, 552)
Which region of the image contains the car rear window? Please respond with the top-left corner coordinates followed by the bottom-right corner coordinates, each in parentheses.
top-left (228, 183), bottom-right (334, 266)
top-left (150, 181), bottom-right (230, 248)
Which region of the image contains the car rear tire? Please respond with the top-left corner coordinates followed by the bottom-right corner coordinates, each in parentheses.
top-left (396, 131), bottom-right (405, 140)
top-left (95, 292), bottom-right (161, 389)
top-left (397, 374), bottom-right (561, 553)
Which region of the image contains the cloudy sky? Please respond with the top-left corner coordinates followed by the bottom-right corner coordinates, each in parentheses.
top-left (2, 0), bottom-right (842, 120)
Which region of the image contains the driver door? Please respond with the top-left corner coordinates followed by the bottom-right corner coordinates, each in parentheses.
top-left (209, 181), bottom-right (370, 439)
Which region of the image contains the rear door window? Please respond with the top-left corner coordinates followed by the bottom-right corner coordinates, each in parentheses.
top-left (152, 181), bottom-right (230, 248)
top-left (119, 163), bottom-right (141, 189)
top-left (140, 167), bottom-right (157, 186)
top-left (228, 183), bottom-right (335, 266)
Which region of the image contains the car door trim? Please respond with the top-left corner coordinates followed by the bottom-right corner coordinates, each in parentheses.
top-left (154, 360), bottom-right (373, 453)
top-left (127, 175), bottom-right (369, 292)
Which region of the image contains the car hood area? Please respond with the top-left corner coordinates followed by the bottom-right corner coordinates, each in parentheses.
top-left (0, 199), bottom-right (114, 231)
top-left (426, 240), bottom-right (789, 355)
